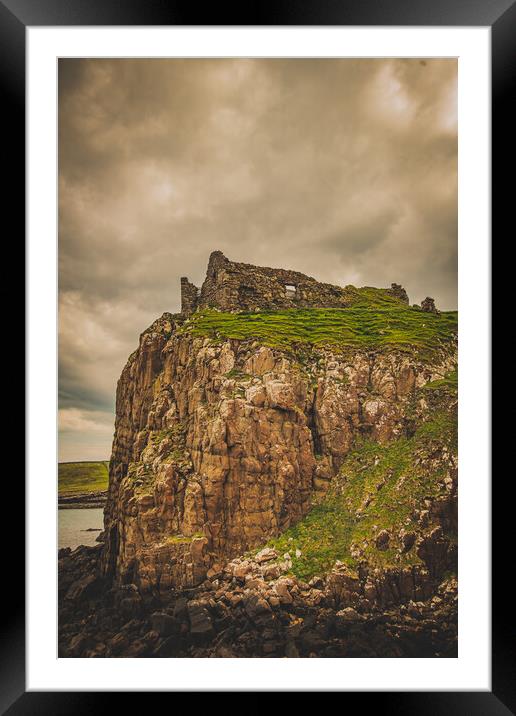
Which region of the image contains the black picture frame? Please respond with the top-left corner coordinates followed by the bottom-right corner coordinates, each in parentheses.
top-left (4, 0), bottom-right (503, 710)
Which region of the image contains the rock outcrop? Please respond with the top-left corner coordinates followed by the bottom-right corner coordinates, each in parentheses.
top-left (59, 254), bottom-right (458, 658)
top-left (421, 296), bottom-right (439, 313)
top-left (101, 314), bottom-right (456, 597)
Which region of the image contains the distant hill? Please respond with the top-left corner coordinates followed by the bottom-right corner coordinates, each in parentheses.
top-left (58, 461), bottom-right (109, 496)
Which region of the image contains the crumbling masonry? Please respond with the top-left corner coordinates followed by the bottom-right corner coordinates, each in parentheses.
top-left (180, 250), bottom-right (415, 315)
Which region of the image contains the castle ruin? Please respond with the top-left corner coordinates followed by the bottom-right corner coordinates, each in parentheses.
top-left (180, 250), bottom-right (411, 315)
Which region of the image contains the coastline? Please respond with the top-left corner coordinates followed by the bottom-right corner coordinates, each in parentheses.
top-left (58, 490), bottom-right (107, 510)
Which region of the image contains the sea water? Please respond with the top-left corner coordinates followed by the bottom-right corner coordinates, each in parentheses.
top-left (58, 507), bottom-right (104, 550)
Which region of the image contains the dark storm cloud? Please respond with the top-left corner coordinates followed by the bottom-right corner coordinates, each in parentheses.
top-left (58, 58), bottom-right (457, 461)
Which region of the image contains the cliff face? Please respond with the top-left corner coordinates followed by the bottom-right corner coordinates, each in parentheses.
top-left (60, 253), bottom-right (457, 658)
top-left (101, 309), bottom-right (456, 598)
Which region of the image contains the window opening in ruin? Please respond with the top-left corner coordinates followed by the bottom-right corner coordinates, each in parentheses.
top-left (285, 284), bottom-right (297, 298)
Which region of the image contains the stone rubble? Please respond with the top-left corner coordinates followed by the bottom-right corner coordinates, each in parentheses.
top-left (59, 543), bottom-right (457, 658)
top-left (421, 297), bottom-right (439, 313)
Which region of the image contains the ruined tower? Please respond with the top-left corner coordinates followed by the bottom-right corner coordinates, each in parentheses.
top-left (180, 250), bottom-right (410, 315)
top-left (180, 277), bottom-right (199, 315)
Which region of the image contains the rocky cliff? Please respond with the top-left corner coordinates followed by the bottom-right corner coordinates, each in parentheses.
top-left (59, 266), bottom-right (458, 658)
top-left (101, 293), bottom-right (457, 600)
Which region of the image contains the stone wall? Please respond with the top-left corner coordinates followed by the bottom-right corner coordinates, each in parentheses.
top-left (196, 250), bottom-right (357, 312)
top-left (180, 250), bottom-right (410, 314)
top-left (180, 277), bottom-right (199, 315)
top-left (389, 283), bottom-right (409, 305)
top-left (421, 297), bottom-right (438, 313)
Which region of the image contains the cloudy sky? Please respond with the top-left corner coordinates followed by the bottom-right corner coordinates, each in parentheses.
top-left (58, 58), bottom-right (457, 462)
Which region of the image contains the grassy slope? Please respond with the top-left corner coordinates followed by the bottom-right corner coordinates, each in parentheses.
top-left (181, 288), bottom-right (457, 357)
top-left (58, 461), bottom-right (109, 495)
top-left (260, 372), bottom-right (458, 581)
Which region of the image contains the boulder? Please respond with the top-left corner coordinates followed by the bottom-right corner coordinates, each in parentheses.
top-left (376, 530), bottom-right (390, 550)
top-left (187, 601), bottom-right (213, 635)
top-left (421, 297), bottom-right (438, 313)
top-left (65, 573), bottom-right (100, 602)
top-left (243, 593), bottom-right (272, 621)
top-left (255, 547), bottom-right (277, 563)
top-left (151, 612), bottom-right (180, 637)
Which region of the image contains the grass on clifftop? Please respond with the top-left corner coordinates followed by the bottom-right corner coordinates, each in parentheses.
top-left (58, 461), bottom-right (109, 495)
top-left (182, 303), bottom-right (457, 357)
top-left (260, 373), bottom-right (458, 581)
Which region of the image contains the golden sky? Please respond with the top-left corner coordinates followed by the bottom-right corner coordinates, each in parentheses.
top-left (58, 58), bottom-right (457, 461)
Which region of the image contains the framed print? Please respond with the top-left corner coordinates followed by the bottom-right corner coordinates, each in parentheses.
top-left (4, 0), bottom-right (506, 709)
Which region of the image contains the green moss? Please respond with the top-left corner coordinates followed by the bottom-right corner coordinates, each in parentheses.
top-left (125, 422), bottom-right (192, 498)
top-left (265, 502), bottom-right (356, 581)
top-left (58, 461), bottom-right (109, 495)
top-left (261, 387), bottom-right (457, 581)
top-left (224, 368), bottom-right (252, 380)
top-left (180, 305), bottom-right (457, 359)
top-left (422, 369), bottom-right (458, 393)
top-left (149, 424), bottom-right (191, 466)
top-left (150, 423), bottom-right (186, 445)
top-left (126, 464), bottom-right (154, 495)
top-left (347, 285), bottom-right (409, 309)
top-left (165, 531), bottom-right (204, 544)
